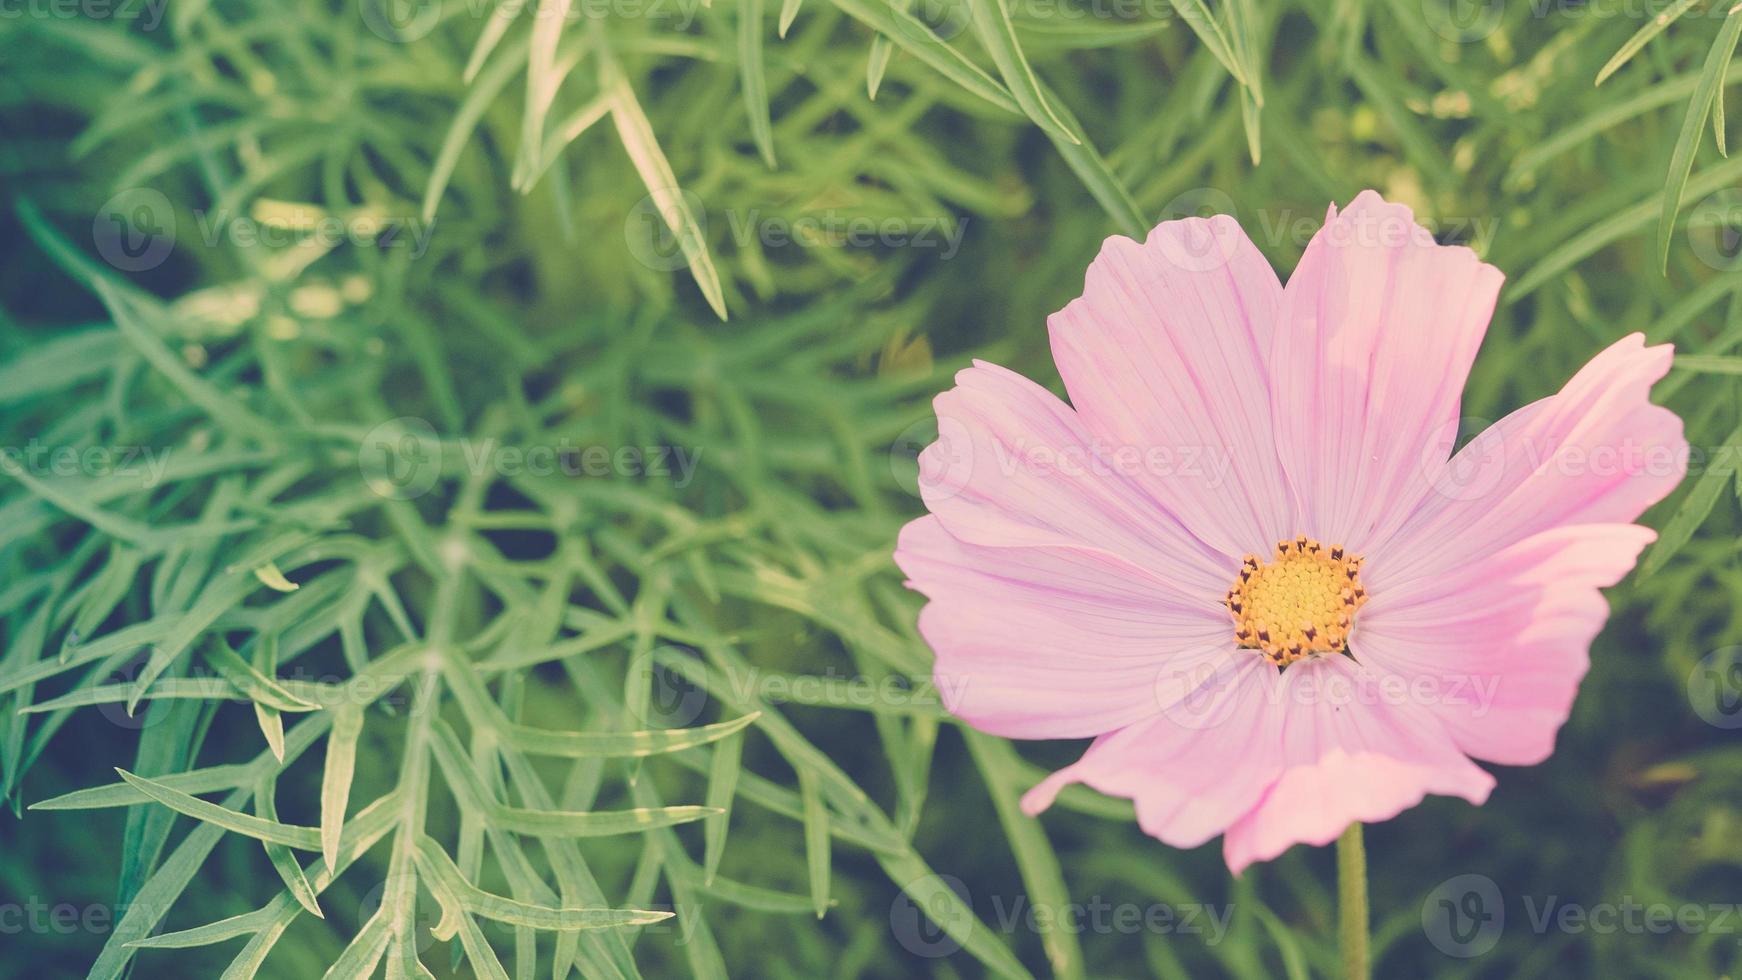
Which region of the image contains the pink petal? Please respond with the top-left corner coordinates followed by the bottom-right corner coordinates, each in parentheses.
top-left (1270, 191), bottom-right (1505, 553)
top-left (1048, 214), bottom-right (1295, 559)
top-left (1367, 333), bottom-right (1685, 594)
top-left (1221, 656), bottom-right (1495, 874)
top-left (1352, 523), bottom-right (1655, 766)
top-left (897, 516), bottom-right (1231, 738)
top-left (895, 361), bottom-right (1241, 739)
top-left (1019, 654), bottom-right (1285, 848)
top-left (913, 360), bottom-right (1230, 597)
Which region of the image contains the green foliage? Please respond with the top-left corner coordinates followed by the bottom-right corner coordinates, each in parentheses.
top-left (2, 0), bottom-right (1742, 977)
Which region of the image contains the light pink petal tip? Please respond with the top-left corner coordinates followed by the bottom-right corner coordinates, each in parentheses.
top-left (1271, 190), bottom-right (1505, 554)
top-left (1352, 331), bottom-right (1684, 768)
top-left (1048, 213), bottom-right (1294, 560)
top-left (1355, 524), bottom-right (1656, 767)
top-left (1370, 331), bottom-right (1685, 593)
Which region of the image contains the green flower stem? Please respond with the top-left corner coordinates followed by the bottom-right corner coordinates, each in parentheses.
top-left (1338, 822), bottom-right (1370, 980)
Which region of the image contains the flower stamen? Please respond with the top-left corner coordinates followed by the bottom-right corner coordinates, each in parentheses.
top-left (1224, 538), bottom-right (1368, 667)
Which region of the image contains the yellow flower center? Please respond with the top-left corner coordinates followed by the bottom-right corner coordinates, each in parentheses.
top-left (1224, 537), bottom-right (1368, 667)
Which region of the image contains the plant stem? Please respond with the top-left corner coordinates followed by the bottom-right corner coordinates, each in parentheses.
top-left (1337, 822), bottom-right (1370, 980)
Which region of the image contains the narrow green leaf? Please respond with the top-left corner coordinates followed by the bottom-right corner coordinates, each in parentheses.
top-left (878, 850), bottom-right (1034, 980)
top-left (1673, 353), bottom-right (1742, 374)
top-left (204, 638), bottom-right (320, 712)
top-left (463, 0), bottom-right (523, 82)
top-left (0, 328), bottom-right (117, 405)
top-left (965, 732), bottom-right (1086, 980)
top-left (697, 871), bottom-right (819, 914)
top-left (515, 0), bottom-right (572, 190)
top-left (508, 711), bottom-right (759, 758)
top-left (117, 769), bottom-right (323, 849)
top-left (321, 910), bottom-right (392, 980)
top-left (425, 875), bottom-right (513, 980)
top-left (1165, 0), bottom-right (1250, 87)
top-left (867, 31), bottom-right (897, 99)
top-left (1510, 154), bottom-right (1742, 299)
top-left (491, 803), bottom-right (722, 838)
top-left (1718, 60), bottom-right (1731, 156)
top-left (22, 678), bottom-right (247, 715)
top-left (1034, 80), bottom-right (1148, 238)
top-left (798, 769), bottom-right (830, 918)
top-left (701, 733), bottom-right (743, 884)
top-left (1597, 0), bottom-right (1702, 86)
top-left (1224, 0), bottom-right (1264, 104)
top-left (66, 544), bottom-right (144, 659)
top-left (93, 279), bottom-right (280, 443)
top-left (741, 0), bottom-right (778, 168)
top-left (523, 95), bottom-right (611, 190)
top-left (256, 777), bottom-right (323, 918)
top-left (964, 0), bottom-right (1079, 143)
top-left (322, 703), bottom-right (364, 872)
top-left (256, 703), bottom-right (285, 762)
top-left (215, 792), bottom-right (400, 977)
top-left (416, 837), bottom-right (674, 931)
top-left (602, 53), bottom-right (730, 320)
top-left (31, 764), bottom-right (252, 810)
top-left (253, 633), bottom-right (288, 761)
top-left (425, 33), bottom-right (529, 222)
top-left (1657, 8), bottom-right (1742, 272)
top-left (778, 0), bottom-right (803, 36)
top-left (1239, 80), bottom-right (1262, 165)
top-left (822, 0), bottom-right (1020, 116)
top-left (125, 910), bottom-right (276, 950)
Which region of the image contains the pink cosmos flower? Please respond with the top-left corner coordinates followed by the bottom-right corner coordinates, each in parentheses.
top-left (894, 191), bottom-right (1687, 873)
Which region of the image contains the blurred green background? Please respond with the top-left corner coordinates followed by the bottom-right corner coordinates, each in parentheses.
top-left (3, 0), bottom-right (1742, 977)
